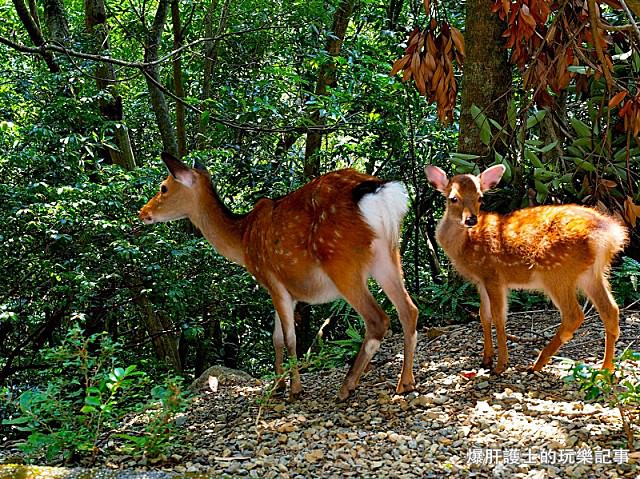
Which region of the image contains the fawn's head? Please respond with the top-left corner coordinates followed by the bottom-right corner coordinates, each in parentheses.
top-left (139, 152), bottom-right (212, 225)
top-left (425, 164), bottom-right (506, 227)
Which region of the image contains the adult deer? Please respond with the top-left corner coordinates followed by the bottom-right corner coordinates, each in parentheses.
top-left (425, 164), bottom-right (628, 375)
top-left (139, 153), bottom-right (418, 400)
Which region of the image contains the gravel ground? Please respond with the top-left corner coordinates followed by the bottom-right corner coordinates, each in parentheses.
top-left (162, 309), bottom-right (640, 478)
top-left (2, 310), bottom-right (639, 478)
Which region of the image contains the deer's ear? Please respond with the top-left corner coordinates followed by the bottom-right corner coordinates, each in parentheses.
top-left (161, 152), bottom-right (196, 187)
top-left (424, 165), bottom-right (449, 193)
top-left (479, 164), bottom-right (506, 192)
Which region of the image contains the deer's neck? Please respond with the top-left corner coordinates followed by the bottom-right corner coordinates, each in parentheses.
top-left (436, 214), bottom-right (470, 257)
top-left (189, 187), bottom-right (248, 266)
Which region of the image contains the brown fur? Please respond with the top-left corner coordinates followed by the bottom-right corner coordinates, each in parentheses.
top-left (140, 153), bottom-right (418, 400)
top-left (426, 164), bottom-right (628, 374)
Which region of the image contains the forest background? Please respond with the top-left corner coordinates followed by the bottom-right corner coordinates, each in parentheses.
top-left (0, 0), bottom-right (639, 465)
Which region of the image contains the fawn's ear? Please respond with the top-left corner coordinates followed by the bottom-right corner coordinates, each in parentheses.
top-left (479, 164), bottom-right (506, 192)
top-left (425, 165), bottom-right (449, 193)
top-left (161, 152), bottom-right (196, 187)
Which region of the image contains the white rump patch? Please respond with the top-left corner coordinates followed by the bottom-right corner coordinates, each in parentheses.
top-left (358, 181), bottom-right (409, 246)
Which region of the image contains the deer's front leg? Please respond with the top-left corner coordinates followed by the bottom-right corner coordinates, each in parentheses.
top-left (486, 284), bottom-right (508, 375)
top-left (271, 291), bottom-right (302, 399)
top-left (272, 312), bottom-right (287, 394)
top-left (477, 284), bottom-right (494, 369)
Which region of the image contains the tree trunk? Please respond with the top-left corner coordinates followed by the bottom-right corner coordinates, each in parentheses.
top-left (44, 0), bottom-right (70, 43)
top-left (138, 296), bottom-right (182, 371)
top-left (84, 0), bottom-right (137, 170)
top-left (144, 0), bottom-right (179, 157)
top-left (171, 0), bottom-right (187, 158)
top-left (303, 0), bottom-right (355, 178)
top-left (12, 0), bottom-right (60, 72)
top-left (386, 0), bottom-right (404, 31)
top-left (457, 0), bottom-right (511, 161)
top-left (198, 0), bottom-right (231, 149)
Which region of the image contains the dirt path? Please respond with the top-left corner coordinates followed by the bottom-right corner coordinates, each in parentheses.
top-left (2, 310), bottom-right (639, 478)
top-left (153, 310), bottom-right (640, 478)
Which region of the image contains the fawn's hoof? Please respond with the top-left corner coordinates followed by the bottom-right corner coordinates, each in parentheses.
top-left (396, 380), bottom-right (416, 395)
top-left (480, 357), bottom-right (493, 369)
top-left (491, 364), bottom-right (507, 376)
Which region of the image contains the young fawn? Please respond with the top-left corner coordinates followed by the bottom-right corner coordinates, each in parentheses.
top-left (425, 164), bottom-right (628, 374)
top-left (139, 153), bottom-right (418, 400)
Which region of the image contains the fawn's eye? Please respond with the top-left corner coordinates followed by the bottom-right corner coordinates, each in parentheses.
top-left (449, 196), bottom-right (458, 203)
top-left (161, 185), bottom-right (168, 194)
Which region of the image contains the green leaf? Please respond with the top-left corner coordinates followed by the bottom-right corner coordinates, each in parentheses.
top-left (2, 416), bottom-right (31, 425)
top-left (539, 141), bottom-right (558, 154)
top-left (571, 157), bottom-right (596, 172)
top-left (570, 117), bottom-right (592, 138)
top-left (526, 110), bottom-right (546, 129)
top-left (525, 149), bottom-right (544, 168)
top-left (449, 152), bottom-right (482, 160)
top-left (507, 98), bottom-right (517, 129)
top-left (470, 104), bottom-right (491, 146)
top-left (534, 168), bottom-right (556, 181)
top-left (534, 179), bottom-right (549, 194)
top-left (85, 395), bottom-right (101, 407)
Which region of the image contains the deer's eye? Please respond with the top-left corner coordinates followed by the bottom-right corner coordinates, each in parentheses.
top-left (161, 185), bottom-right (168, 194)
top-left (449, 196), bottom-right (458, 203)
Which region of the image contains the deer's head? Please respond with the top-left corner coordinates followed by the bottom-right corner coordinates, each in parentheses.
top-left (139, 152), bottom-right (211, 225)
top-left (425, 164), bottom-right (505, 228)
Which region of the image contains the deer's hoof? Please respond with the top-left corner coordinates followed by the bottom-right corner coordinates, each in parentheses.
top-left (396, 381), bottom-right (416, 395)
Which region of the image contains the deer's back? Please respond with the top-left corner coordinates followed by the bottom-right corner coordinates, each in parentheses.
top-left (241, 169), bottom-right (381, 298)
top-left (450, 205), bottom-right (622, 285)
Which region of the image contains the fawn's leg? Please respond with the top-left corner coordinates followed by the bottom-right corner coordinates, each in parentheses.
top-left (371, 244), bottom-right (418, 394)
top-left (272, 312), bottom-right (287, 393)
top-left (477, 284), bottom-right (494, 369)
top-left (532, 284), bottom-right (584, 371)
top-left (580, 276), bottom-right (620, 371)
top-left (484, 283), bottom-right (508, 374)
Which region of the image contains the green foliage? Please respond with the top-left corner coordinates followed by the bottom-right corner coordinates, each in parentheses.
top-left (566, 350), bottom-right (640, 448)
top-left (1, 327), bottom-right (190, 463)
top-left (116, 380), bottom-right (189, 459)
top-left (420, 280), bottom-right (480, 323)
top-left (610, 257), bottom-right (640, 306)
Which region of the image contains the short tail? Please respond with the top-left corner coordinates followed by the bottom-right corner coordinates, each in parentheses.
top-left (357, 181), bottom-right (409, 247)
top-left (593, 217), bottom-right (629, 273)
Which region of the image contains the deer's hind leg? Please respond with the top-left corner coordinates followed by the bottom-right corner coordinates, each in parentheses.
top-left (371, 242), bottom-right (418, 394)
top-left (532, 282), bottom-right (584, 371)
top-left (579, 274), bottom-right (620, 371)
top-left (324, 261), bottom-right (390, 401)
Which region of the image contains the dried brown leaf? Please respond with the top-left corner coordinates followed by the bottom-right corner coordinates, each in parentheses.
top-left (608, 90), bottom-right (628, 108)
top-left (450, 27), bottom-right (465, 57)
top-left (390, 54), bottom-right (411, 76)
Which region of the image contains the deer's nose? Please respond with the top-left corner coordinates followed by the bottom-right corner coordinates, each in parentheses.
top-left (138, 210), bottom-right (153, 224)
top-left (464, 215), bottom-right (477, 227)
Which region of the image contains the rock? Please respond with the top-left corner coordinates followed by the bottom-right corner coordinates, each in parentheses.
top-left (189, 365), bottom-right (256, 391)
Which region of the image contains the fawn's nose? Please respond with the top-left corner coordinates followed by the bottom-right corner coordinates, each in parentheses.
top-left (464, 215), bottom-right (478, 227)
